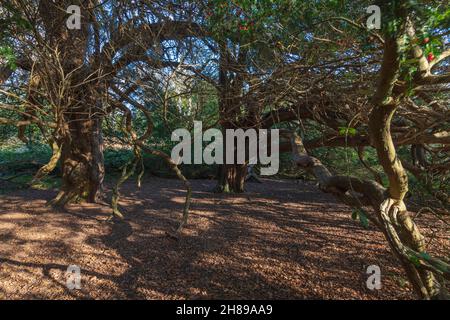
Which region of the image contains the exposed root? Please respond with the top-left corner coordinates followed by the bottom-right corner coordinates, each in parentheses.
top-left (47, 190), bottom-right (78, 209)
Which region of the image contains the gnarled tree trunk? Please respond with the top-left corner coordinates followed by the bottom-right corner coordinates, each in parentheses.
top-left (53, 110), bottom-right (104, 206)
top-left (214, 122), bottom-right (248, 193)
top-left (214, 43), bottom-right (250, 193)
top-left (368, 8), bottom-right (442, 298)
top-left (37, 0), bottom-right (106, 206)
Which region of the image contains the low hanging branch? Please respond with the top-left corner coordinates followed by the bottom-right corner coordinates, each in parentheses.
top-left (136, 141), bottom-right (192, 236)
top-left (283, 129), bottom-right (385, 227)
top-left (110, 100), bottom-right (192, 237)
top-left (283, 129), bottom-right (450, 299)
top-left (111, 147), bottom-right (142, 220)
top-left (30, 139), bottom-right (62, 186)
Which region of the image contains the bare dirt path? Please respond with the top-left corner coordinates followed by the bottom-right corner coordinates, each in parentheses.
top-left (0, 178), bottom-right (421, 299)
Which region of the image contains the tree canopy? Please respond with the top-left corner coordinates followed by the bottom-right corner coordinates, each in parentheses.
top-left (0, 0), bottom-right (449, 299)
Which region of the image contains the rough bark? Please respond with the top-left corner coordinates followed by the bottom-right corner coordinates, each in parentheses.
top-left (216, 163), bottom-right (247, 193)
top-left (51, 114), bottom-right (104, 206)
top-left (36, 0), bottom-right (106, 206)
top-left (214, 40), bottom-right (256, 194)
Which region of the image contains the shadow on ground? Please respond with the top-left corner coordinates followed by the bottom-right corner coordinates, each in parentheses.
top-left (0, 178), bottom-right (418, 299)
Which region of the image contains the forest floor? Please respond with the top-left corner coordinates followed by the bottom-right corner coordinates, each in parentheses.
top-left (0, 178), bottom-right (447, 299)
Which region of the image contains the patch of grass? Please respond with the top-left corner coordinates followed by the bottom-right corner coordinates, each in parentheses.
top-left (0, 174), bottom-right (60, 191)
top-left (30, 176), bottom-right (61, 190)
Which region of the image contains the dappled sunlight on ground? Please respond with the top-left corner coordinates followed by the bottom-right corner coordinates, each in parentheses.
top-left (0, 178), bottom-right (437, 299)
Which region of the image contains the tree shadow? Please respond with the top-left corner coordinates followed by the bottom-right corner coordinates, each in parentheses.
top-left (0, 178), bottom-right (412, 299)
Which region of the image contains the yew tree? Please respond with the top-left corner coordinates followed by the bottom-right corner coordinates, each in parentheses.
top-left (0, 0), bottom-right (202, 205)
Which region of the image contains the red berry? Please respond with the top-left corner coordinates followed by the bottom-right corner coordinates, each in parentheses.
top-left (427, 53), bottom-right (434, 62)
top-left (423, 37), bottom-right (430, 44)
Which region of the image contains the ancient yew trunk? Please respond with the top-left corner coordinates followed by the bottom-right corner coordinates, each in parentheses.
top-left (37, 0), bottom-right (105, 204)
